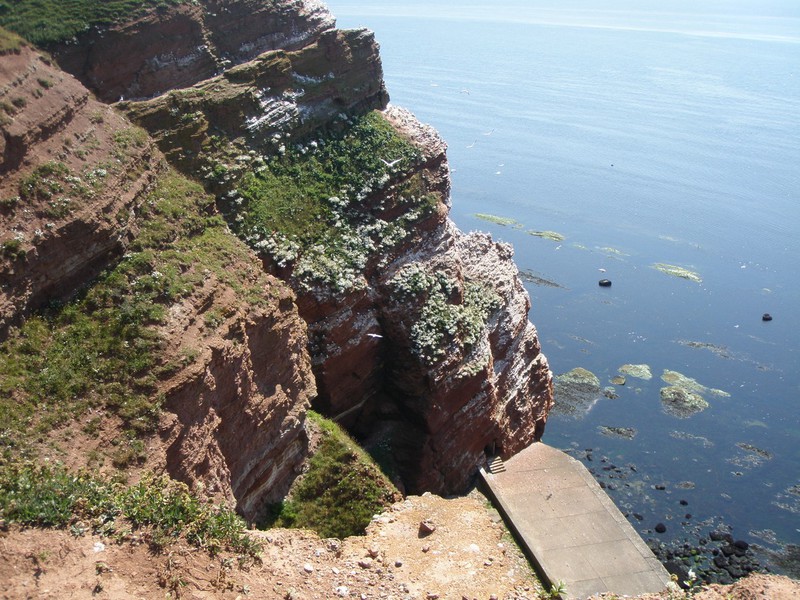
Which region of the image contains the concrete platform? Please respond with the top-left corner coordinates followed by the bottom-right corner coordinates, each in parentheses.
top-left (480, 442), bottom-right (671, 599)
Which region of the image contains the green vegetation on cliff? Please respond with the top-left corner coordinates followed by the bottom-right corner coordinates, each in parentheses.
top-left (0, 0), bottom-right (188, 46)
top-left (267, 411), bottom-right (400, 539)
top-left (226, 111), bottom-right (439, 293)
top-left (0, 462), bottom-right (261, 557)
top-left (0, 170), bottom-right (269, 463)
top-left (391, 262), bottom-right (501, 365)
top-left (0, 26), bottom-right (25, 54)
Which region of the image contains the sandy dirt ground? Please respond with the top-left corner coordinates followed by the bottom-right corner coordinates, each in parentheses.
top-left (1, 491), bottom-right (797, 600)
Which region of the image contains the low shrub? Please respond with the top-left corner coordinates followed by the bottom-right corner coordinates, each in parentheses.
top-left (0, 462), bottom-right (261, 558)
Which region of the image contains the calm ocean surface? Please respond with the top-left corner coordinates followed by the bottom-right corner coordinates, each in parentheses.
top-left (327, 0), bottom-right (800, 564)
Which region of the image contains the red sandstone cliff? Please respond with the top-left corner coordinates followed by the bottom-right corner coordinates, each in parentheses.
top-left (0, 43), bottom-right (159, 338)
top-left (156, 274), bottom-right (316, 518)
top-left (48, 0), bottom-right (335, 103)
top-left (111, 0), bottom-right (553, 496)
top-left (1, 0), bottom-right (553, 510)
top-left (0, 38), bottom-right (315, 518)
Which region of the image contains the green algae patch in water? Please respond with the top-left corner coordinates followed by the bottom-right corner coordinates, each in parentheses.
top-left (553, 367), bottom-right (602, 418)
top-left (660, 386), bottom-right (709, 418)
top-left (661, 369), bottom-right (730, 397)
top-left (652, 263), bottom-right (702, 283)
top-left (528, 230), bottom-right (565, 242)
top-left (474, 213), bottom-right (519, 227)
top-left (619, 364), bottom-right (652, 380)
top-left (519, 269), bottom-right (566, 289)
top-left (670, 431), bottom-right (714, 448)
top-left (599, 246), bottom-right (628, 257)
top-left (677, 340), bottom-right (733, 359)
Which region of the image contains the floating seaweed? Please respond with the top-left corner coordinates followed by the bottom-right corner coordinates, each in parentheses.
top-left (652, 262), bottom-right (702, 283)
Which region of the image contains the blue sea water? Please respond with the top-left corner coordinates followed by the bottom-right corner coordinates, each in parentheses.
top-left (327, 0), bottom-right (800, 562)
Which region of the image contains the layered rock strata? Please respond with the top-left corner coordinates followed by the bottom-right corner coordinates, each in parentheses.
top-left (0, 39), bottom-right (315, 517)
top-left (157, 280), bottom-right (315, 517)
top-left (3, 0), bottom-right (554, 507)
top-left (49, 0), bottom-right (335, 103)
top-left (0, 43), bottom-right (159, 339)
top-left (122, 25), bottom-right (387, 173)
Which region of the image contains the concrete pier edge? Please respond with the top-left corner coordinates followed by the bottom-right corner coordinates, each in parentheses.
top-left (479, 442), bottom-right (671, 600)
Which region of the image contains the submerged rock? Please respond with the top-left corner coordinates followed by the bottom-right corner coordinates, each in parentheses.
top-left (736, 443), bottom-right (773, 460)
top-left (729, 443), bottom-right (774, 471)
top-left (599, 246), bottom-right (628, 257)
top-left (474, 213), bottom-right (519, 227)
top-left (518, 269), bottom-right (566, 289)
top-left (670, 431), bottom-right (715, 448)
top-left (598, 426), bottom-right (637, 440)
top-left (661, 369), bottom-right (730, 398)
top-left (660, 386), bottom-right (709, 418)
top-left (619, 364), bottom-right (653, 380)
top-left (528, 230), bottom-right (565, 242)
top-left (677, 340), bottom-right (733, 359)
top-left (553, 367), bottom-right (602, 418)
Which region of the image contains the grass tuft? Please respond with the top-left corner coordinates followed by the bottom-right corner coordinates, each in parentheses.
top-left (0, 26), bottom-right (25, 54)
top-left (265, 411), bottom-right (400, 539)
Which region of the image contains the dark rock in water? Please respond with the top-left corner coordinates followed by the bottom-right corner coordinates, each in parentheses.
top-left (655, 523), bottom-right (667, 534)
top-left (598, 425), bottom-right (637, 440)
top-left (762, 313), bottom-right (773, 321)
top-left (633, 513), bottom-right (644, 521)
top-left (598, 279), bottom-right (612, 287)
top-left (680, 499), bottom-right (689, 506)
top-left (665, 560), bottom-right (690, 586)
top-left (734, 540), bottom-right (750, 551)
top-left (710, 530), bottom-right (732, 543)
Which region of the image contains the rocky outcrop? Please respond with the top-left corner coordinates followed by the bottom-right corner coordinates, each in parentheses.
top-left (0, 44), bottom-right (159, 340)
top-left (122, 25), bottom-right (387, 173)
top-left (109, 1), bottom-right (553, 497)
top-left (310, 109), bottom-right (553, 494)
top-left (3, 0), bottom-right (554, 501)
top-left (49, 0), bottom-right (336, 103)
top-left (0, 37), bottom-right (316, 518)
